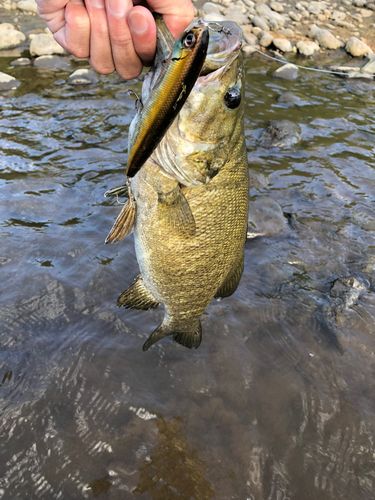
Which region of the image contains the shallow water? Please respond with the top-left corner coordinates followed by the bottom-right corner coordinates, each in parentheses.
top-left (1, 55), bottom-right (375, 499)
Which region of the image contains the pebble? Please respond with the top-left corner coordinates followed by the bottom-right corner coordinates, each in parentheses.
top-left (297, 40), bottom-right (320, 55)
top-left (330, 10), bottom-right (346, 21)
top-left (0, 71), bottom-right (20, 91)
top-left (270, 1), bottom-right (284, 13)
top-left (224, 11), bottom-right (249, 24)
top-left (310, 25), bottom-right (345, 49)
top-left (0, 23), bottom-right (15, 31)
top-left (272, 63), bottom-right (299, 80)
top-left (202, 12), bottom-right (227, 22)
top-left (252, 15), bottom-right (270, 30)
top-left (279, 28), bottom-right (295, 37)
top-left (67, 69), bottom-right (99, 85)
top-left (359, 7), bottom-right (374, 17)
top-left (0, 29), bottom-right (26, 49)
top-left (289, 11), bottom-right (301, 21)
top-left (243, 32), bottom-right (259, 46)
top-left (33, 55), bottom-right (70, 69)
top-left (242, 44), bottom-right (259, 58)
top-left (259, 31), bottom-right (274, 47)
top-left (202, 2), bottom-right (221, 14)
top-left (10, 56), bottom-right (31, 66)
top-left (17, 0), bottom-right (37, 13)
top-left (256, 3), bottom-right (286, 25)
top-left (345, 36), bottom-right (373, 57)
top-left (273, 38), bottom-right (293, 52)
top-left (29, 34), bottom-right (65, 56)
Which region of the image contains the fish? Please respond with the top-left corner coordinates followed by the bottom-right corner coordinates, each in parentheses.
top-left (106, 19), bottom-right (249, 351)
top-left (126, 16), bottom-right (210, 178)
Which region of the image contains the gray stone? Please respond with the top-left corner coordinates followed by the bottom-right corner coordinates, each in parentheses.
top-left (248, 196), bottom-right (287, 238)
top-left (268, 17), bottom-right (278, 30)
top-left (243, 0), bottom-right (255, 7)
top-left (252, 15), bottom-right (269, 30)
top-left (33, 55), bottom-right (70, 69)
top-left (202, 12), bottom-right (227, 22)
top-left (202, 2), bottom-right (221, 14)
top-left (279, 28), bottom-right (295, 38)
top-left (289, 11), bottom-right (301, 21)
top-left (360, 7), bottom-right (374, 16)
top-left (243, 32), bottom-right (259, 46)
top-left (0, 29), bottom-right (26, 49)
top-left (29, 34), bottom-right (65, 56)
top-left (312, 27), bottom-right (345, 49)
top-left (330, 10), bottom-right (346, 21)
top-left (68, 69), bottom-right (98, 85)
top-left (346, 36), bottom-right (373, 57)
top-left (0, 23), bottom-right (15, 31)
top-left (255, 3), bottom-right (286, 25)
top-left (270, 1), bottom-right (284, 12)
top-left (278, 92), bottom-right (312, 106)
top-left (10, 57), bottom-right (31, 66)
top-left (17, 0), bottom-right (37, 12)
top-left (259, 31), bottom-right (274, 47)
top-left (259, 119), bottom-right (301, 148)
top-left (273, 38), bottom-right (293, 52)
top-left (353, 0), bottom-right (367, 5)
top-left (0, 71), bottom-right (20, 91)
top-left (297, 40), bottom-right (320, 55)
top-left (272, 63), bottom-right (299, 80)
top-left (225, 11), bottom-right (249, 24)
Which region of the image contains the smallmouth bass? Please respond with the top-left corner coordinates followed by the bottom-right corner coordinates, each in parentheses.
top-left (106, 19), bottom-right (249, 351)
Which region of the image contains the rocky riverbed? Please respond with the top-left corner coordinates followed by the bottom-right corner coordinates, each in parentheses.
top-left (0, 0), bottom-right (374, 90)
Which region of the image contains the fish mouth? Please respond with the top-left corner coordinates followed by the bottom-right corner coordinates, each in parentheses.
top-left (200, 21), bottom-right (242, 76)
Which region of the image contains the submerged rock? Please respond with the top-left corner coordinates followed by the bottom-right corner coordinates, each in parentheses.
top-left (33, 55), bottom-right (70, 69)
top-left (248, 196), bottom-right (287, 238)
top-left (11, 57), bottom-right (31, 66)
top-left (259, 119), bottom-right (301, 148)
top-left (0, 71), bottom-right (20, 91)
top-left (278, 92), bottom-right (311, 106)
top-left (272, 63), bottom-right (299, 80)
top-left (68, 69), bottom-right (99, 85)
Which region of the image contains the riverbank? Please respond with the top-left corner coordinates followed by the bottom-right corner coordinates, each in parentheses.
top-left (0, 0), bottom-right (374, 90)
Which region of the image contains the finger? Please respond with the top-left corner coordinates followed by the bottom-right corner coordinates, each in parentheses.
top-left (53, 0), bottom-right (91, 58)
top-left (85, 0), bottom-right (115, 74)
top-left (128, 6), bottom-right (156, 67)
top-left (146, 0), bottom-right (195, 39)
top-left (105, 0), bottom-right (143, 80)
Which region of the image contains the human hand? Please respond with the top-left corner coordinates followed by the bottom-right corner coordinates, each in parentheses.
top-left (36, 0), bottom-right (195, 80)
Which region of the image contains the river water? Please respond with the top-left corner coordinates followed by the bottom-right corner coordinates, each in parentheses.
top-left (1, 54), bottom-right (375, 499)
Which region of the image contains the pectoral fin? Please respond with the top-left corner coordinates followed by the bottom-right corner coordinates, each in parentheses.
top-left (117, 275), bottom-right (159, 310)
top-left (105, 198), bottom-right (136, 244)
top-left (104, 185), bottom-right (129, 199)
top-left (158, 185), bottom-right (196, 237)
top-left (215, 253), bottom-right (244, 300)
top-left (143, 318), bottom-right (202, 351)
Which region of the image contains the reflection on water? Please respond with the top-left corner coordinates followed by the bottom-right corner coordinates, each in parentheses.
top-left (0, 55), bottom-right (375, 499)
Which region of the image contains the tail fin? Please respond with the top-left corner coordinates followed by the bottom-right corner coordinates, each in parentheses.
top-left (142, 319), bottom-right (202, 351)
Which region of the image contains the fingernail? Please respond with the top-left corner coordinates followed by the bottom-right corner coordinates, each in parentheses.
top-left (128, 11), bottom-right (148, 34)
top-left (107, 0), bottom-right (128, 17)
top-left (90, 0), bottom-right (105, 8)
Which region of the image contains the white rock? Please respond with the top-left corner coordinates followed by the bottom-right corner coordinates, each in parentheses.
top-left (243, 32), bottom-right (259, 46)
top-left (360, 8), bottom-right (373, 17)
top-left (0, 23), bottom-right (15, 31)
top-left (68, 69), bottom-right (98, 85)
top-left (29, 34), bottom-right (65, 56)
top-left (252, 15), bottom-right (269, 30)
top-left (345, 36), bottom-right (373, 57)
top-left (0, 71), bottom-right (20, 91)
top-left (242, 44), bottom-right (258, 58)
top-left (296, 40), bottom-right (320, 55)
top-left (255, 3), bottom-right (286, 25)
top-left (259, 31), bottom-right (274, 47)
top-left (273, 38), bottom-right (293, 52)
top-left (202, 2), bottom-right (221, 14)
top-left (202, 12), bottom-right (227, 22)
top-left (0, 29), bottom-right (26, 49)
top-left (361, 54), bottom-right (375, 73)
top-left (33, 55), bottom-right (70, 68)
top-left (272, 63), bottom-right (299, 80)
top-left (270, 1), bottom-right (284, 12)
top-left (309, 25), bottom-right (344, 49)
top-left (17, 0), bottom-right (37, 12)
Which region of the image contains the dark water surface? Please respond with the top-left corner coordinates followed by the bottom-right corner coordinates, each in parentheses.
top-left (1, 56), bottom-right (375, 499)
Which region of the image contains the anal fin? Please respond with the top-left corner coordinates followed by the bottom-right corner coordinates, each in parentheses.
top-left (143, 318), bottom-right (202, 351)
top-left (158, 184), bottom-right (196, 237)
top-left (117, 275), bottom-right (159, 310)
top-left (215, 253), bottom-right (244, 300)
top-left (105, 198), bottom-right (136, 244)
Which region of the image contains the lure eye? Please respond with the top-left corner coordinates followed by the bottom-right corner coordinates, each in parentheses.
top-left (182, 32), bottom-right (196, 48)
top-left (224, 88), bottom-right (241, 109)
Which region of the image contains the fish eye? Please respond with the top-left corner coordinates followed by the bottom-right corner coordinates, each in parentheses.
top-left (224, 88), bottom-right (241, 109)
top-left (182, 32), bottom-right (196, 48)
